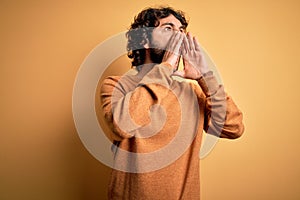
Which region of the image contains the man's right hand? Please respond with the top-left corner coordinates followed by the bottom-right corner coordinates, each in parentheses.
top-left (161, 31), bottom-right (184, 71)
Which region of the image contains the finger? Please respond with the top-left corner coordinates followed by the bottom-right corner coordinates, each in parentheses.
top-left (173, 32), bottom-right (184, 55)
top-left (166, 31), bottom-right (180, 52)
top-left (165, 31), bottom-right (177, 52)
top-left (179, 42), bottom-right (184, 56)
top-left (167, 31), bottom-right (183, 54)
top-left (193, 36), bottom-right (201, 51)
top-left (187, 32), bottom-right (195, 50)
top-left (182, 34), bottom-right (189, 55)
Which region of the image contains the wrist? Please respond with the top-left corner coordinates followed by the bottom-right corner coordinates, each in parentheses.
top-left (160, 62), bottom-right (178, 74)
top-left (200, 65), bottom-right (210, 75)
top-left (161, 61), bottom-right (178, 72)
top-left (196, 70), bottom-right (213, 81)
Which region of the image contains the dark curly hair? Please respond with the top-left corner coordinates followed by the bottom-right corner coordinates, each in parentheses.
top-left (126, 6), bottom-right (188, 68)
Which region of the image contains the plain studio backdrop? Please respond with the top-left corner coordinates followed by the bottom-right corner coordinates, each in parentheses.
top-left (1, 0), bottom-right (299, 199)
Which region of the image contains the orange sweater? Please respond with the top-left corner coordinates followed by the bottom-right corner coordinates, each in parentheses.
top-left (100, 63), bottom-right (244, 200)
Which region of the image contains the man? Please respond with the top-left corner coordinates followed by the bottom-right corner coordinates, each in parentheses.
top-left (100, 6), bottom-right (244, 200)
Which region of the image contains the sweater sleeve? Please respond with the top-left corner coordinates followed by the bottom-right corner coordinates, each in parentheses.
top-left (196, 71), bottom-right (244, 139)
top-left (100, 63), bottom-right (174, 141)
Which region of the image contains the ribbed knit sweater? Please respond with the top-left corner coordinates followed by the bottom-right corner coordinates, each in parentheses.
top-left (100, 62), bottom-right (244, 200)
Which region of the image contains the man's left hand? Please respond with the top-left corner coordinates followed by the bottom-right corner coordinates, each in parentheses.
top-left (173, 32), bottom-right (210, 80)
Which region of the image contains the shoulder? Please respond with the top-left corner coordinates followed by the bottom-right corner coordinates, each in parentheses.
top-left (100, 76), bottom-right (121, 94)
top-left (101, 72), bottom-right (138, 94)
top-left (101, 76), bottom-right (121, 86)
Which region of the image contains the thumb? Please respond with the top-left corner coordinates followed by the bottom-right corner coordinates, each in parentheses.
top-left (172, 70), bottom-right (185, 78)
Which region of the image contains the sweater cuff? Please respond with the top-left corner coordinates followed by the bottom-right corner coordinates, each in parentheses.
top-left (197, 71), bottom-right (220, 96)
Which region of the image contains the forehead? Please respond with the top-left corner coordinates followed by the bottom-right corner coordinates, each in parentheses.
top-left (158, 14), bottom-right (183, 27)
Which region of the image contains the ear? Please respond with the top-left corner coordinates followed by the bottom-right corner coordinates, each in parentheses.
top-left (143, 37), bottom-right (150, 48)
top-left (143, 41), bottom-right (150, 48)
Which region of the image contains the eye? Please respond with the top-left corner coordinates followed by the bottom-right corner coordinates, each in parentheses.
top-left (164, 26), bottom-right (172, 31)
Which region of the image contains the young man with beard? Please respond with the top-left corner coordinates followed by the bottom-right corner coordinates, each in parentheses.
top-left (100, 6), bottom-right (244, 200)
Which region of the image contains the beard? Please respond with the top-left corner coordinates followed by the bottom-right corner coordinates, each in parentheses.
top-left (149, 47), bottom-right (181, 70)
top-left (149, 48), bottom-right (165, 64)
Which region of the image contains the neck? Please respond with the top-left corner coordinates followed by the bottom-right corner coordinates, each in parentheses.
top-left (143, 49), bottom-right (153, 65)
top-left (136, 49), bottom-right (156, 78)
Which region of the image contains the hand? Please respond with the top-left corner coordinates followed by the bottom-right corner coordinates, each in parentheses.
top-left (161, 31), bottom-right (184, 71)
top-left (173, 32), bottom-right (209, 80)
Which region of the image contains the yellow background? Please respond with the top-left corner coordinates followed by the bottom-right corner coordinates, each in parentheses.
top-left (1, 0), bottom-right (300, 199)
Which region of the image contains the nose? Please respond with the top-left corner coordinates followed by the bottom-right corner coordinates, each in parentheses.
top-left (173, 27), bottom-right (180, 32)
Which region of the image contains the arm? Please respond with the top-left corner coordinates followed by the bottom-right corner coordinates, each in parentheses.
top-left (196, 71), bottom-right (244, 139)
top-left (100, 63), bottom-right (174, 141)
top-left (172, 32), bottom-right (244, 138)
top-left (101, 32), bottom-right (183, 141)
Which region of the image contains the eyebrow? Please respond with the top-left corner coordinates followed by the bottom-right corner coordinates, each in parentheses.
top-left (160, 22), bottom-right (186, 30)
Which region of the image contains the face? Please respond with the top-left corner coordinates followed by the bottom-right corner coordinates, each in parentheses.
top-left (151, 14), bottom-right (185, 49)
top-left (149, 14), bottom-right (185, 63)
